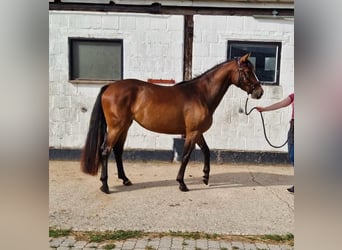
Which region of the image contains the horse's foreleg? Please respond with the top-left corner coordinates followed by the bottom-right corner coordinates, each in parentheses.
top-left (113, 128), bottom-right (132, 186)
top-left (176, 133), bottom-right (197, 192)
top-left (100, 134), bottom-right (110, 194)
top-left (197, 134), bottom-right (210, 185)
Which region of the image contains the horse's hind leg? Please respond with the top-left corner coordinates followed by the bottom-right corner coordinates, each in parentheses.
top-left (197, 134), bottom-right (210, 185)
top-left (100, 133), bottom-right (110, 194)
top-left (113, 125), bottom-right (132, 186)
top-left (99, 126), bottom-right (123, 194)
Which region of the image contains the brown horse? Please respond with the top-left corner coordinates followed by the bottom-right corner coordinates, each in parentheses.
top-left (81, 53), bottom-right (263, 193)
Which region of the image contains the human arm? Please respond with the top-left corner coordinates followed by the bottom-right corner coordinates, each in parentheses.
top-left (256, 96), bottom-right (292, 112)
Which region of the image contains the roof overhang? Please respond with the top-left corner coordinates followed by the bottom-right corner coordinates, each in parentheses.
top-left (49, 0), bottom-right (294, 17)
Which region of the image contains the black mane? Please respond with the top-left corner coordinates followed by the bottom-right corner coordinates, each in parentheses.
top-left (175, 58), bottom-right (235, 86)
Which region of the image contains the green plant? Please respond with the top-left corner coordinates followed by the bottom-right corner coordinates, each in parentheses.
top-left (145, 246), bottom-right (156, 250)
top-left (48, 228), bottom-right (294, 247)
top-left (49, 228), bottom-right (72, 238)
top-left (262, 233), bottom-right (294, 242)
top-left (103, 243), bottom-right (116, 250)
top-left (168, 231), bottom-right (219, 240)
top-left (89, 230), bottom-right (143, 242)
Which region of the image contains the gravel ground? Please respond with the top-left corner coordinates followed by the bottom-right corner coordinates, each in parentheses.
top-left (49, 160), bottom-right (294, 235)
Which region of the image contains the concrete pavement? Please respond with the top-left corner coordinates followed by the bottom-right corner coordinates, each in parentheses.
top-left (49, 160), bottom-right (294, 249)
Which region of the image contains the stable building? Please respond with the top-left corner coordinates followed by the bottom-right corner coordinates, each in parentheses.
top-left (49, 0), bottom-right (294, 163)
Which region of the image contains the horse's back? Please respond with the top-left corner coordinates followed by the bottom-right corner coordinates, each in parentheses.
top-left (102, 79), bottom-right (187, 133)
top-left (101, 78), bottom-right (211, 134)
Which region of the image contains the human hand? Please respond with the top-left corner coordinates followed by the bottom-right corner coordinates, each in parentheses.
top-left (256, 106), bottom-right (264, 112)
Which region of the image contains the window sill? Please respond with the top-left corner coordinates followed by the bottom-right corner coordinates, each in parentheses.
top-left (69, 79), bottom-right (117, 84)
top-left (260, 82), bottom-right (278, 86)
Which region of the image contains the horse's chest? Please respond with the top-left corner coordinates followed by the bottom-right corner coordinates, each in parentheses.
top-left (186, 110), bottom-right (213, 132)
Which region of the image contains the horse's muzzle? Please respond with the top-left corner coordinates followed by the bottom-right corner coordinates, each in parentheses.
top-left (251, 87), bottom-right (264, 99)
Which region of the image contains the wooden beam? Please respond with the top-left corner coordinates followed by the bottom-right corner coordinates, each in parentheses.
top-left (183, 15), bottom-right (193, 81)
top-left (49, 2), bottom-right (294, 17)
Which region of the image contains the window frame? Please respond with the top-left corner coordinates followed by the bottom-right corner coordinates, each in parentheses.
top-left (227, 40), bottom-right (282, 85)
top-left (68, 37), bottom-right (124, 84)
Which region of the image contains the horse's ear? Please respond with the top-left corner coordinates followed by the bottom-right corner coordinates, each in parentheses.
top-left (239, 53), bottom-right (251, 63)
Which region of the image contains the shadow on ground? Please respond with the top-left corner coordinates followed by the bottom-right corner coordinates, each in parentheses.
top-left (108, 171), bottom-right (292, 194)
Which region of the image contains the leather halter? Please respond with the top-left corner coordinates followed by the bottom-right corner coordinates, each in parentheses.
top-left (236, 58), bottom-right (260, 93)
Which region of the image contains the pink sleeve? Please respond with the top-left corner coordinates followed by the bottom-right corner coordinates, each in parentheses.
top-left (289, 93), bottom-right (294, 119)
top-left (289, 93), bottom-right (294, 102)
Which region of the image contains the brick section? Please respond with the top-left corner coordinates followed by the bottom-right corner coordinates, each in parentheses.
top-left (147, 78), bottom-right (176, 84)
top-left (49, 236), bottom-right (295, 250)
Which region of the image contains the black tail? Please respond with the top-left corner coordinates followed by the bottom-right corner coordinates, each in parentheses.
top-left (81, 85), bottom-right (109, 175)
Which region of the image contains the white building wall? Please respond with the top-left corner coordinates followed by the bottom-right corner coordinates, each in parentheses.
top-left (49, 11), bottom-right (184, 149)
top-left (192, 15), bottom-right (294, 152)
top-left (49, 11), bottom-right (294, 152)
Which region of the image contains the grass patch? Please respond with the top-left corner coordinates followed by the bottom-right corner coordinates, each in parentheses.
top-left (49, 228), bottom-right (72, 238)
top-left (89, 230), bottom-right (143, 242)
top-left (261, 233), bottom-right (294, 246)
top-left (48, 227), bottom-right (293, 246)
top-left (262, 233), bottom-right (294, 242)
top-left (168, 231), bottom-right (219, 240)
top-left (102, 243), bottom-right (116, 250)
top-left (240, 233), bottom-right (293, 245)
top-left (145, 246), bottom-right (156, 250)
top-left (169, 231), bottom-right (202, 239)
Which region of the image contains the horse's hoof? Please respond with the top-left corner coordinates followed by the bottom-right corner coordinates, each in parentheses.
top-left (202, 177), bottom-right (209, 185)
top-left (179, 184), bottom-right (189, 192)
top-left (100, 185), bottom-right (110, 194)
top-left (123, 179), bottom-right (132, 186)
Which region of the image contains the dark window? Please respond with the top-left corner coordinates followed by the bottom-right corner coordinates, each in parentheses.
top-left (227, 41), bottom-right (281, 85)
top-left (69, 38), bottom-right (123, 82)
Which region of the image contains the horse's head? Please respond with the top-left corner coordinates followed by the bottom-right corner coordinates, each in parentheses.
top-left (232, 53), bottom-right (264, 99)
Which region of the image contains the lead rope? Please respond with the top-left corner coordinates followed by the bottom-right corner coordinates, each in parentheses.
top-left (244, 96), bottom-right (288, 148)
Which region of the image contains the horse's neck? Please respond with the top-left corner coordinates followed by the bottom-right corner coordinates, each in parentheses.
top-left (204, 62), bottom-right (234, 113)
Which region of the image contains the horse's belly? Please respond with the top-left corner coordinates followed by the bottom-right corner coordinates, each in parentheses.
top-left (142, 124), bottom-right (184, 134)
top-left (134, 110), bottom-right (185, 134)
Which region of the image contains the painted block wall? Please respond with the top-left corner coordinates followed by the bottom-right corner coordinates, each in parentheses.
top-left (49, 11), bottom-right (294, 152)
top-left (49, 11), bottom-right (184, 149)
top-left (192, 15), bottom-right (294, 152)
